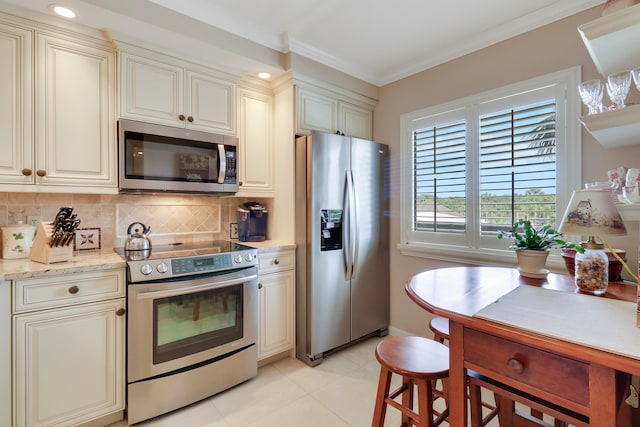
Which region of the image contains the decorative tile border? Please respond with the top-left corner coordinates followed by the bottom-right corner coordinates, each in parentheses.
top-left (74, 228), bottom-right (101, 251)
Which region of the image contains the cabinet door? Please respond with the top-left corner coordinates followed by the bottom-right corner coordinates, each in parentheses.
top-left (186, 69), bottom-right (236, 134)
top-left (296, 87), bottom-right (338, 134)
top-left (339, 101), bottom-right (373, 140)
top-left (14, 299), bottom-right (125, 427)
top-left (237, 88), bottom-right (274, 196)
top-left (258, 270), bottom-right (294, 360)
top-left (120, 50), bottom-right (184, 127)
top-left (36, 33), bottom-right (116, 188)
top-left (0, 22), bottom-right (33, 184)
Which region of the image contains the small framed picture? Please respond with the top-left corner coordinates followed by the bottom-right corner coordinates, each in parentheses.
top-left (74, 228), bottom-right (101, 251)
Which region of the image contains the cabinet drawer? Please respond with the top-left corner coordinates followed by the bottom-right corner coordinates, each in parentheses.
top-left (13, 269), bottom-right (125, 313)
top-left (464, 327), bottom-right (589, 407)
top-left (258, 248), bottom-right (295, 274)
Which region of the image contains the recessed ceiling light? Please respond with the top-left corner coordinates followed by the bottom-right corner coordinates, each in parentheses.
top-left (258, 72), bottom-right (271, 80)
top-left (48, 4), bottom-right (77, 19)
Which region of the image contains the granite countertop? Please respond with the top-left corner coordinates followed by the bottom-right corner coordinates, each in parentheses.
top-left (242, 240), bottom-right (296, 251)
top-left (0, 240), bottom-right (296, 282)
top-left (0, 250), bottom-right (126, 281)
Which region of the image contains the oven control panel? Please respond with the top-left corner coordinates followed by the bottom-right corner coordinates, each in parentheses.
top-left (127, 249), bottom-right (258, 282)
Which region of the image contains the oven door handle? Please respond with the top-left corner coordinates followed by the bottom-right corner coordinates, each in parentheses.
top-left (134, 274), bottom-right (258, 300)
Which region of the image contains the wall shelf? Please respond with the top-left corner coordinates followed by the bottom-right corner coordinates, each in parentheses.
top-left (578, 4), bottom-right (640, 148)
top-left (580, 104), bottom-right (640, 148)
top-left (578, 4), bottom-right (640, 76)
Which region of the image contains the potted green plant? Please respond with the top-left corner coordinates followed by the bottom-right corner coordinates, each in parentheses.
top-left (498, 219), bottom-right (583, 278)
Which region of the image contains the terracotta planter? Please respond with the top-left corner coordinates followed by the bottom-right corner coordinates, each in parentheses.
top-left (515, 249), bottom-right (550, 279)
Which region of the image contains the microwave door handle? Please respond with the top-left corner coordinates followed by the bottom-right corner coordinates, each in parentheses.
top-left (218, 144), bottom-right (227, 183)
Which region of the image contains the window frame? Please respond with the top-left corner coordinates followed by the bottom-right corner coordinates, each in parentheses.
top-left (398, 67), bottom-right (582, 268)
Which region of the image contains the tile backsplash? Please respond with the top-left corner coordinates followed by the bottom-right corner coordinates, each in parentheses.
top-left (0, 192), bottom-right (271, 250)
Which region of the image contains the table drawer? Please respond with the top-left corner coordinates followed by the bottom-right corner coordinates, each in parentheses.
top-left (13, 269), bottom-right (125, 313)
top-left (258, 248), bottom-right (295, 274)
top-left (464, 327), bottom-right (589, 407)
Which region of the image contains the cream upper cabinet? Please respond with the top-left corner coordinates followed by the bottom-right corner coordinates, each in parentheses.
top-left (36, 32), bottom-right (116, 189)
top-left (119, 44), bottom-right (237, 135)
top-left (237, 84), bottom-right (274, 196)
top-left (296, 82), bottom-right (374, 139)
top-left (0, 14), bottom-right (117, 193)
top-left (0, 21), bottom-right (32, 185)
top-left (13, 269), bottom-right (126, 427)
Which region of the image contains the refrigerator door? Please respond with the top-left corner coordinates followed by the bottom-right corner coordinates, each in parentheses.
top-left (307, 132), bottom-right (352, 358)
top-left (350, 137), bottom-right (389, 340)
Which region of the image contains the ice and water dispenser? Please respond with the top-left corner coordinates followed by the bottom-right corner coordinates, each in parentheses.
top-left (320, 209), bottom-right (343, 251)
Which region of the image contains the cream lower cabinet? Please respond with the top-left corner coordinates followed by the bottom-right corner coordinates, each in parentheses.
top-left (257, 248), bottom-right (295, 360)
top-left (0, 13), bottom-right (117, 192)
top-left (119, 43), bottom-right (237, 135)
top-left (12, 269), bottom-right (125, 427)
top-left (237, 84), bottom-right (274, 196)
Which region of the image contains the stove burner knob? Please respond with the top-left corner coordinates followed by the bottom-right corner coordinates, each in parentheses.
top-left (140, 263), bottom-right (153, 275)
top-left (157, 262), bottom-right (169, 274)
top-left (233, 254), bottom-right (243, 264)
top-left (244, 253), bottom-right (253, 262)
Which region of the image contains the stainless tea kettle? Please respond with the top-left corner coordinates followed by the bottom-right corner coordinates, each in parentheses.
top-left (124, 222), bottom-right (152, 259)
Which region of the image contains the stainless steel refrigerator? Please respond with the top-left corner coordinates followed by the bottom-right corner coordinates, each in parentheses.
top-left (295, 131), bottom-right (389, 366)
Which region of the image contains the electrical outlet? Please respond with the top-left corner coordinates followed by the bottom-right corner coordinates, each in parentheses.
top-left (230, 223), bottom-right (238, 239)
top-left (27, 216), bottom-right (41, 227)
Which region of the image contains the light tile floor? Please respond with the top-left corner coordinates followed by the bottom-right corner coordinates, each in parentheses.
top-left (110, 336), bottom-right (551, 427)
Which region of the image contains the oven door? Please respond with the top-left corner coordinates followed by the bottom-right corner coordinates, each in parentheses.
top-left (127, 267), bottom-right (258, 382)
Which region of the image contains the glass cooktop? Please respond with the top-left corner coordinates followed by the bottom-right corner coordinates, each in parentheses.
top-left (115, 240), bottom-right (256, 261)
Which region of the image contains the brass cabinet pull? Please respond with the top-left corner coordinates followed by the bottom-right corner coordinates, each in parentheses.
top-left (507, 358), bottom-right (524, 375)
top-left (238, 181), bottom-right (243, 186)
top-left (68, 285), bottom-right (79, 294)
top-left (36, 170), bottom-right (46, 177)
top-left (116, 308), bottom-right (126, 316)
top-left (187, 116), bottom-right (194, 122)
top-left (178, 114), bottom-right (186, 121)
top-left (273, 259), bottom-right (280, 265)
top-left (258, 283), bottom-right (263, 289)
top-left (21, 168), bottom-right (32, 176)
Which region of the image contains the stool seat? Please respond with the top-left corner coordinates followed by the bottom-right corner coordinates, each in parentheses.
top-left (372, 336), bottom-right (450, 427)
top-left (428, 316), bottom-right (450, 344)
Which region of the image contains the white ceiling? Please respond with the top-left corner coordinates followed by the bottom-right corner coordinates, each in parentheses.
top-left (7, 0), bottom-right (605, 86)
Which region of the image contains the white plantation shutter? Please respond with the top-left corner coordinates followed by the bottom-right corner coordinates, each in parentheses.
top-left (479, 100), bottom-right (557, 234)
top-left (414, 120), bottom-right (467, 233)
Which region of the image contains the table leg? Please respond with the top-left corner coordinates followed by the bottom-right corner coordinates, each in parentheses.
top-left (448, 321), bottom-right (466, 427)
top-left (590, 364), bottom-right (616, 426)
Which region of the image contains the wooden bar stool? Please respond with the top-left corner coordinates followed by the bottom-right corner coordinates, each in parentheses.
top-left (372, 336), bottom-right (449, 427)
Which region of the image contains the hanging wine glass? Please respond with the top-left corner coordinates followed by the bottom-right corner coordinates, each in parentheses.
top-left (578, 79), bottom-right (603, 115)
top-left (631, 67), bottom-right (640, 91)
top-left (606, 71), bottom-right (631, 109)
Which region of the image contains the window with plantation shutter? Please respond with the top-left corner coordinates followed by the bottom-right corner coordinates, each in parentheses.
top-left (399, 67), bottom-right (581, 265)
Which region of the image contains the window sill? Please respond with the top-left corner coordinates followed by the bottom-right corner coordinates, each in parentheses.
top-left (397, 242), bottom-right (569, 274)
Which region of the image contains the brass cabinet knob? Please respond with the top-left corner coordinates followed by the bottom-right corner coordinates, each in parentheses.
top-left (36, 170), bottom-right (46, 177)
top-left (258, 283), bottom-right (263, 289)
top-left (238, 181), bottom-right (243, 186)
top-left (507, 358), bottom-right (525, 375)
top-left (21, 168), bottom-right (32, 176)
top-left (68, 285), bottom-right (79, 294)
top-left (116, 308), bottom-right (126, 316)
top-left (187, 116), bottom-right (194, 122)
top-left (178, 114), bottom-right (186, 121)
top-left (273, 259), bottom-right (280, 265)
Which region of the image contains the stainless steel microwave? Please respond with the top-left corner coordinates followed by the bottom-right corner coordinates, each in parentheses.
top-left (118, 119), bottom-right (238, 194)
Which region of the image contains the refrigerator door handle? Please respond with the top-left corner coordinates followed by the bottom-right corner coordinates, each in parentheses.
top-left (344, 171), bottom-right (353, 280)
top-left (346, 170), bottom-right (358, 279)
top-left (349, 170), bottom-right (360, 277)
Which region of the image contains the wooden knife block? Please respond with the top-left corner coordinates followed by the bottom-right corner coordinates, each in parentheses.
top-left (29, 222), bottom-right (73, 264)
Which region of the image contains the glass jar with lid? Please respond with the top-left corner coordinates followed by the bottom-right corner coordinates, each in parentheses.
top-left (574, 241), bottom-right (609, 295)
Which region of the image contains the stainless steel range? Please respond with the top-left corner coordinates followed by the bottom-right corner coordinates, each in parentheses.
top-left (116, 240), bottom-right (259, 424)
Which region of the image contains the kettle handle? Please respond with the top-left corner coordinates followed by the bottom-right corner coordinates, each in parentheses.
top-left (127, 222), bottom-right (145, 235)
